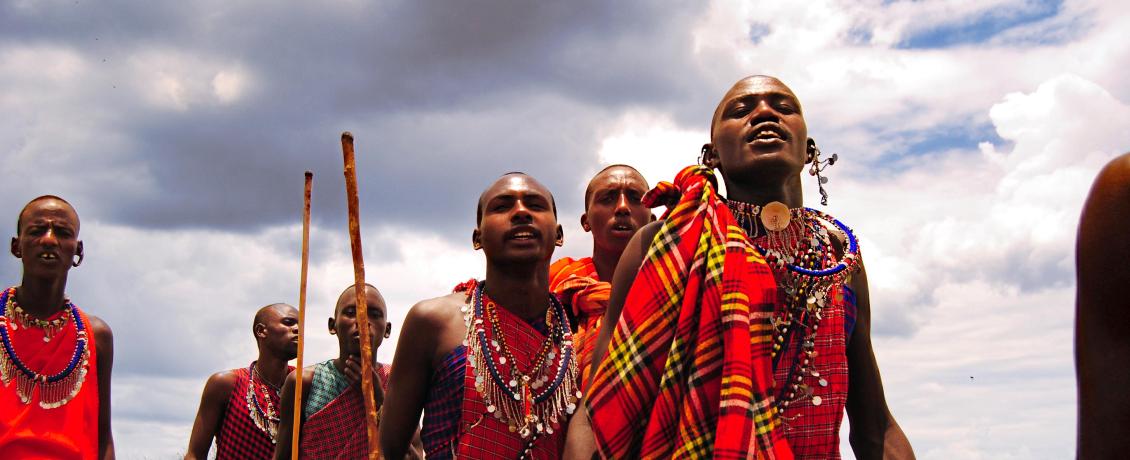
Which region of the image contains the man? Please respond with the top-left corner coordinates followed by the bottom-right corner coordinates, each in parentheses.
top-left (568, 76), bottom-right (913, 459)
top-left (1076, 152), bottom-right (1130, 457)
top-left (0, 195), bottom-right (115, 459)
top-left (273, 283), bottom-right (413, 459)
top-left (549, 165), bottom-right (651, 388)
top-left (185, 303), bottom-right (299, 459)
top-left (381, 173), bottom-right (579, 459)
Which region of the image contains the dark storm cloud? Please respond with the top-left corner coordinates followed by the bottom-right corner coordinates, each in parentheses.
top-left (2, 0), bottom-right (713, 236)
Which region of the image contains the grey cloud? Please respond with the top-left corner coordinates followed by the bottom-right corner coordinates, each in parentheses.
top-left (3, 0), bottom-right (712, 237)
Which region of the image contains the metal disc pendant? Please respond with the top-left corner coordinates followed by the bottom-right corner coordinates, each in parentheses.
top-left (811, 395), bottom-right (823, 406)
top-left (760, 201), bottom-right (792, 232)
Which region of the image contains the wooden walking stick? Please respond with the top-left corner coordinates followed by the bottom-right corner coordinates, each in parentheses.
top-left (290, 171), bottom-right (313, 460)
top-left (341, 132), bottom-right (381, 459)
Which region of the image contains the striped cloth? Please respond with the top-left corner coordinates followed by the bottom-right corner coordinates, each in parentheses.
top-left (775, 285), bottom-right (853, 459)
top-left (453, 280), bottom-right (570, 459)
top-left (587, 165), bottom-right (793, 460)
top-left (299, 359), bottom-right (389, 459)
top-left (214, 364), bottom-right (291, 459)
top-left (548, 257), bottom-right (609, 391)
top-left (420, 345), bottom-right (467, 459)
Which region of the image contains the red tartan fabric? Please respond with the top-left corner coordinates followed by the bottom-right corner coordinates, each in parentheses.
top-left (774, 285), bottom-right (850, 459)
top-left (587, 165), bottom-right (792, 460)
top-left (299, 362), bottom-right (390, 460)
top-left (215, 364), bottom-right (292, 460)
top-left (454, 280), bottom-right (570, 460)
top-left (548, 257), bottom-right (608, 391)
top-left (0, 306), bottom-right (100, 459)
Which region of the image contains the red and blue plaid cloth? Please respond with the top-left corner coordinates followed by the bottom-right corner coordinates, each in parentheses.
top-left (587, 165), bottom-right (793, 459)
top-left (215, 364), bottom-right (290, 460)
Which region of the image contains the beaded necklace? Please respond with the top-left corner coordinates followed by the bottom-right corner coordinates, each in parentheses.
top-left (7, 297), bottom-right (70, 342)
top-left (0, 286), bottom-right (90, 409)
top-left (462, 281), bottom-right (580, 446)
top-left (726, 201), bottom-right (860, 412)
top-left (246, 362), bottom-right (282, 442)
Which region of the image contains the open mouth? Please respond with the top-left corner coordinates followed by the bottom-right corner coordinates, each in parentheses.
top-left (38, 253), bottom-right (60, 262)
top-left (745, 123), bottom-right (789, 144)
top-left (504, 226), bottom-right (541, 242)
top-left (610, 222), bottom-right (636, 234)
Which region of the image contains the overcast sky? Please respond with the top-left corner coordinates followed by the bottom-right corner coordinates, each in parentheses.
top-left (3, 0), bottom-right (1128, 458)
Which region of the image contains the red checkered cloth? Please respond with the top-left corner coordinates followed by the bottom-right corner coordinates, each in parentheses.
top-left (453, 280), bottom-right (570, 459)
top-left (548, 256), bottom-right (608, 391)
top-left (215, 364), bottom-right (292, 460)
top-left (299, 362), bottom-right (390, 460)
top-left (587, 165), bottom-right (793, 459)
top-left (775, 285), bottom-right (851, 459)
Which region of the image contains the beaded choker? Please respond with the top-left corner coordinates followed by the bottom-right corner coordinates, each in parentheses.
top-left (0, 286), bottom-right (90, 409)
top-left (726, 201), bottom-right (860, 412)
top-left (246, 362), bottom-right (282, 442)
top-left (462, 281), bottom-right (580, 444)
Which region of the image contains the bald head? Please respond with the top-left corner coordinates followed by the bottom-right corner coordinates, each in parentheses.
top-left (584, 164), bottom-right (647, 209)
top-left (476, 172), bottom-right (557, 225)
top-left (711, 75), bottom-right (801, 139)
top-left (17, 195), bottom-right (79, 235)
top-left (253, 303), bottom-right (296, 332)
top-left (335, 283), bottom-right (386, 316)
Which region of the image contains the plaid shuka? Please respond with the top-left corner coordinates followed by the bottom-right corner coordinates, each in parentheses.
top-left (299, 360), bottom-right (390, 460)
top-left (453, 280), bottom-right (571, 459)
top-left (587, 165), bottom-right (793, 460)
top-left (549, 257), bottom-right (609, 391)
top-left (775, 285), bottom-right (853, 459)
top-left (420, 345), bottom-right (466, 459)
top-left (214, 364), bottom-right (292, 460)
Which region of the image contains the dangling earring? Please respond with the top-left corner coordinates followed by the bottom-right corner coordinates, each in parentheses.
top-left (699, 145), bottom-right (710, 167)
top-left (72, 252), bottom-right (84, 267)
top-left (807, 139), bottom-right (838, 206)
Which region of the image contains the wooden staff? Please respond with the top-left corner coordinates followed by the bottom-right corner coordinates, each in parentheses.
top-left (290, 171), bottom-right (313, 460)
top-left (341, 132), bottom-right (381, 459)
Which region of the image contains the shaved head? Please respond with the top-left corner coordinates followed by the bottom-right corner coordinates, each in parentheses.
top-left (17, 195), bottom-right (78, 234)
top-left (711, 75), bottom-right (800, 140)
top-left (584, 164), bottom-right (647, 209)
top-left (476, 172), bottom-right (557, 225)
top-left (335, 283), bottom-right (385, 316)
top-left (253, 303), bottom-right (296, 331)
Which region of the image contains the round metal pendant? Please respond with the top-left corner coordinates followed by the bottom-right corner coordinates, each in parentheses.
top-left (760, 201), bottom-right (792, 232)
top-left (811, 395), bottom-right (823, 406)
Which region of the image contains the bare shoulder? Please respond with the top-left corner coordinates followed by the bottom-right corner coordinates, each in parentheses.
top-left (405, 292), bottom-right (466, 328)
top-left (85, 314), bottom-right (113, 342)
top-left (204, 369), bottom-right (240, 395)
top-left (1086, 153), bottom-right (1130, 203)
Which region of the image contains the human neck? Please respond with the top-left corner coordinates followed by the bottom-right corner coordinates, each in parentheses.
top-left (724, 175), bottom-right (804, 208)
top-left (16, 274), bottom-right (69, 317)
top-left (590, 244), bottom-right (620, 282)
top-left (484, 260), bottom-right (550, 323)
top-left (256, 348), bottom-right (290, 389)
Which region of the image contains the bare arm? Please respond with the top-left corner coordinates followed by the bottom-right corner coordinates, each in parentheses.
top-left (184, 372), bottom-right (237, 459)
top-left (273, 368), bottom-right (313, 460)
top-left (379, 300), bottom-right (445, 459)
top-left (90, 315), bottom-right (115, 460)
top-left (564, 221), bottom-right (660, 460)
top-left (1076, 153), bottom-right (1130, 458)
top-left (845, 263), bottom-right (914, 459)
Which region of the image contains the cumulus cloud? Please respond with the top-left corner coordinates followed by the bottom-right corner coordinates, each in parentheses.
top-left (2, 0), bottom-right (1129, 457)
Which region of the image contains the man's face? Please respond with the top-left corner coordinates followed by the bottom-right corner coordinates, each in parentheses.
top-left (330, 287), bottom-right (388, 356)
top-left (257, 304), bottom-right (300, 359)
top-left (474, 174), bottom-right (562, 264)
top-left (582, 167), bottom-right (651, 256)
top-left (707, 76), bottom-right (808, 181)
top-left (12, 199), bottom-right (81, 280)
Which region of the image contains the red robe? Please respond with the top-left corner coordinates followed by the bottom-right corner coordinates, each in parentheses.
top-left (0, 306), bottom-right (100, 459)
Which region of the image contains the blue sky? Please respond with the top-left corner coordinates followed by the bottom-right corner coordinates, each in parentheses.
top-left (3, 0), bottom-right (1129, 457)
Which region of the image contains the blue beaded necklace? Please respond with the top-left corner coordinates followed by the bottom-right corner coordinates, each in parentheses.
top-left (0, 286), bottom-right (90, 408)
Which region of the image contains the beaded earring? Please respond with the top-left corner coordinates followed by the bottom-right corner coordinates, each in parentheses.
top-left (807, 139), bottom-right (837, 206)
